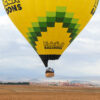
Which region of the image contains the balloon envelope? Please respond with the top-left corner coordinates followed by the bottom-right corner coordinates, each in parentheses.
top-left (2, 0), bottom-right (99, 67)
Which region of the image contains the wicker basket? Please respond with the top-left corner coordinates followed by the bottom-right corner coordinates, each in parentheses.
top-left (46, 73), bottom-right (54, 77)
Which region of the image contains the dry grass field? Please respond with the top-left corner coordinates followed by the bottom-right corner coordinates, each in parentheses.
top-left (0, 85), bottom-right (100, 100)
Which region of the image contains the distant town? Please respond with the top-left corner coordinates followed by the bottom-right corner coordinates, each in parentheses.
top-left (30, 81), bottom-right (95, 87)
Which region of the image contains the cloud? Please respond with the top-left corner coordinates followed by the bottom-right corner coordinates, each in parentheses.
top-left (0, 1), bottom-right (6, 16)
top-left (0, 15), bottom-right (45, 81)
top-left (0, 15), bottom-right (43, 69)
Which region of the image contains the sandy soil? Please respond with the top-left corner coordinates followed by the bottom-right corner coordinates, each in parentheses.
top-left (0, 85), bottom-right (100, 100)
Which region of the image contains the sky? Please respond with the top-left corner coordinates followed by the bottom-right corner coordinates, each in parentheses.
top-left (0, 1), bottom-right (100, 81)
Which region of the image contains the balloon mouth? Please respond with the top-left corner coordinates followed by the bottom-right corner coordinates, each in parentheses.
top-left (39, 55), bottom-right (61, 67)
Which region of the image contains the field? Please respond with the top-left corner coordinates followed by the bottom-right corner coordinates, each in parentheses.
top-left (0, 85), bottom-right (100, 100)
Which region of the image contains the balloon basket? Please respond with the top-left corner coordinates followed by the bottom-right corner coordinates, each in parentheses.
top-left (45, 73), bottom-right (54, 78)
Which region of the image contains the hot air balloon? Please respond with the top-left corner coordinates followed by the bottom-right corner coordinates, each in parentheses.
top-left (2, 0), bottom-right (99, 77)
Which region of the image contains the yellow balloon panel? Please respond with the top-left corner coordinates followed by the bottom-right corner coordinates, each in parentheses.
top-left (2, 0), bottom-right (99, 56)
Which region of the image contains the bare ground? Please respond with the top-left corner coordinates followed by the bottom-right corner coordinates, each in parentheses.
top-left (0, 85), bottom-right (100, 100)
